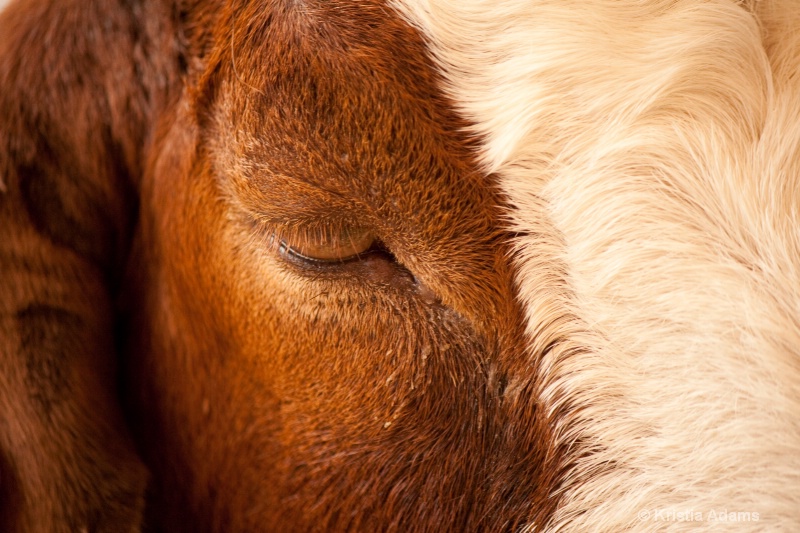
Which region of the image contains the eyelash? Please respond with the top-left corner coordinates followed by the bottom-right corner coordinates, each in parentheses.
top-left (256, 220), bottom-right (387, 266)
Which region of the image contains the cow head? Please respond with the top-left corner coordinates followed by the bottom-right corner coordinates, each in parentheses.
top-left (1, 0), bottom-right (799, 531)
top-left (120, 1), bottom-right (564, 530)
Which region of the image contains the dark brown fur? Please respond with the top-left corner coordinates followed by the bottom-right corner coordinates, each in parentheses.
top-left (1, 1), bottom-right (567, 530)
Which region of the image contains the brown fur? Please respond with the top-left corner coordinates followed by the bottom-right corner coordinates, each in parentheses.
top-left (0, 0), bottom-right (180, 530)
top-left (1, 0), bottom-right (565, 530)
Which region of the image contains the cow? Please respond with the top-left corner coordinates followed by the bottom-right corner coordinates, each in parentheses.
top-left (1, 0), bottom-right (798, 531)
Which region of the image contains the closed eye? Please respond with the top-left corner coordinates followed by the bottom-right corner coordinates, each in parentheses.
top-left (275, 225), bottom-right (378, 264)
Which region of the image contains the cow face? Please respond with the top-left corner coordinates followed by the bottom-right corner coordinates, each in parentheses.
top-left (3, 0), bottom-right (799, 531)
top-left (122, 1), bottom-right (562, 530)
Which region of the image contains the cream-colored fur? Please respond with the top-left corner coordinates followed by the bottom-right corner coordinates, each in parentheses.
top-left (391, 0), bottom-right (800, 530)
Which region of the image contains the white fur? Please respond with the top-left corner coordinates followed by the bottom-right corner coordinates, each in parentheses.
top-left (391, 0), bottom-right (800, 530)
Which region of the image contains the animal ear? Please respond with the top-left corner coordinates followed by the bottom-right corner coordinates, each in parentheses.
top-left (0, 1), bottom-right (180, 530)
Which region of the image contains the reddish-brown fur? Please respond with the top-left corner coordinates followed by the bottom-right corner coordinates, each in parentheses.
top-left (1, 1), bottom-right (566, 530)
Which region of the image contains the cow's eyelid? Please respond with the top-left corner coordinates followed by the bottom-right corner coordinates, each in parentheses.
top-left (267, 223), bottom-right (378, 264)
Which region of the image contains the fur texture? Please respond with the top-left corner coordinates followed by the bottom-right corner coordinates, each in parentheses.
top-left (392, 0), bottom-right (800, 530)
top-left (123, 2), bottom-right (564, 529)
top-left (0, 0), bottom-right (180, 529)
top-left (3, 0), bottom-right (561, 530)
top-left (1, 0), bottom-right (798, 531)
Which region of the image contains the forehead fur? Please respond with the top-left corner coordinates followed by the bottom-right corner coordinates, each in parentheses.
top-left (202, 0), bottom-right (477, 187)
top-left (193, 0), bottom-right (509, 310)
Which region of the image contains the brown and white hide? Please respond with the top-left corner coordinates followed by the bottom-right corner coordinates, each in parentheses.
top-left (0, 0), bottom-right (798, 531)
